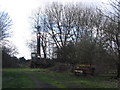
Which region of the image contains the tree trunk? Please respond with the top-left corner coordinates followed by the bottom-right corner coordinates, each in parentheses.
top-left (116, 50), bottom-right (120, 78)
top-left (43, 50), bottom-right (47, 59)
top-left (117, 63), bottom-right (120, 78)
top-left (42, 46), bottom-right (46, 59)
top-left (115, 33), bottom-right (120, 79)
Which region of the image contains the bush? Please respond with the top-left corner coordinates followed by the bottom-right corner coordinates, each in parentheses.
top-left (30, 59), bottom-right (55, 68)
top-left (2, 51), bottom-right (19, 68)
top-left (49, 62), bottom-right (72, 72)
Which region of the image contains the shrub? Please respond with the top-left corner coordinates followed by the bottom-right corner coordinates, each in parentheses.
top-left (49, 62), bottom-right (72, 72)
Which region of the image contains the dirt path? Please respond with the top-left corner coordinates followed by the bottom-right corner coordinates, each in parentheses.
top-left (65, 83), bottom-right (85, 88)
top-left (24, 72), bottom-right (56, 88)
top-left (24, 72), bottom-right (84, 88)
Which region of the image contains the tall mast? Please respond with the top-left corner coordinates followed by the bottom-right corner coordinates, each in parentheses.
top-left (36, 26), bottom-right (41, 58)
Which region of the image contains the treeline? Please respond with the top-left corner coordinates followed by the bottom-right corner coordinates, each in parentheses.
top-left (0, 11), bottom-right (19, 68)
top-left (0, 1), bottom-right (119, 78)
top-left (0, 11), bottom-right (30, 68)
top-left (2, 48), bottom-right (31, 68)
top-left (29, 1), bottom-right (119, 77)
top-left (2, 50), bottom-right (19, 68)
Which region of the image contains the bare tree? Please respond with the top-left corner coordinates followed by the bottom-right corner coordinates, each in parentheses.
top-left (0, 10), bottom-right (19, 58)
top-left (0, 11), bottom-right (12, 41)
top-left (45, 3), bottom-right (80, 48)
top-left (29, 2), bottom-right (118, 75)
top-left (98, 0), bottom-right (120, 78)
top-left (0, 10), bottom-right (19, 56)
top-left (2, 41), bottom-right (18, 56)
top-left (27, 38), bottom-right (37, 52)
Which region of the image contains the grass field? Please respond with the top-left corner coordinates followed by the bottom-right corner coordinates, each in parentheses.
top-left (2, 68), bottom-right (118, 88)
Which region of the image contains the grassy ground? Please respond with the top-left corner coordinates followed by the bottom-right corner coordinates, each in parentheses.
top-left (2, 68), bottom-right (35, 88)
top-left (2, 68), bottom-right (118, 88)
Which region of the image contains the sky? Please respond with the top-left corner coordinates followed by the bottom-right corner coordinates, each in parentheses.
top-left (0, 0), bottom-right (110, 59)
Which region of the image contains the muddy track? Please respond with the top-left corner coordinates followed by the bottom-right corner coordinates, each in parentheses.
top-left (65, 83), bottom-right (85, 88)
top-left (24, 72), bottom-right (56, 88)
top-left (24, 72), bottom-right (84, 88)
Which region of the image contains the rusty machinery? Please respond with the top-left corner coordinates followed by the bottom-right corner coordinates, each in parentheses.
top-left (74, 64), bottom-right (95, 76)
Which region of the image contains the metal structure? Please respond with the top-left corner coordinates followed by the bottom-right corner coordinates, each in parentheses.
top-left (30, 25), bottom-right (54, 68)
top-left (31, 52), bottom-right (37, 60)
top-left (74, 64), bottom-right (95, 76)
top-left (37, 32), bottom-right (40, 58)
top-left (36, 26), bottom-right (41, 58)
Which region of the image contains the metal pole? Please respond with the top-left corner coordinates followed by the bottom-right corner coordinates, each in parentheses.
top-left (36, 26), bottom-right (41, 58)
top-left (37, 32), bottom-right (40, 58)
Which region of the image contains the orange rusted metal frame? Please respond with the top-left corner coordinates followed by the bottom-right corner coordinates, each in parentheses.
top-left (75, 64), bottom-right (96, 68)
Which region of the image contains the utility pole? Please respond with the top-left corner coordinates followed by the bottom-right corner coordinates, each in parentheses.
top-left (36, 26), bottom-right (41, 58)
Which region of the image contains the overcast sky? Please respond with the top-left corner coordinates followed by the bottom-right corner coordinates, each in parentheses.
top-left (0, 0), bottom-right (110, 59)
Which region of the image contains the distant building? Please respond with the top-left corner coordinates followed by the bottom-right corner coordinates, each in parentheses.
top-left (31, 52), bottom-right (37, 60)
